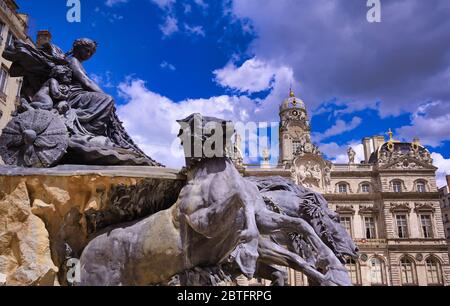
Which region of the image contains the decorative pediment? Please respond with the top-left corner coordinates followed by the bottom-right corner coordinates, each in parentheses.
top-left (414, 202), bottom-right (435, 213)
top-left (390, 202), bottom-right (411, 213)
top-left (378, 156), bottom-right (437, 171)
top-left (359, 204), bottom-right (379, 214)
top-left (335, 205), bottom-right (355, 214)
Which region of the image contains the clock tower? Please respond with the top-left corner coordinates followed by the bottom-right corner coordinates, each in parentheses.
top-left (279, 88), bottom-right (314, 166)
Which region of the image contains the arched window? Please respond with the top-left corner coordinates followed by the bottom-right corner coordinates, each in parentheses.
top-left (400, 257), bottom-right (417, 286)
top-left (361, 183), bottom-right (370, 193)
top-left (426, 257), bottom-right (443, 285)
top-left (416, 181), bottom-right (426, 193)
top-left (345, 258), bottom-right (361, 285)
top-left (369, 257), bottom-right (385, 285)
top-left (338, 183), bottom-right (348, 194)
top-left (392, 181), bottom-right (403, 193)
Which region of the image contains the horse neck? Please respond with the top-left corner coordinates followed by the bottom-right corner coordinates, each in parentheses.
top-left (187, 157), bottom-right (233, 181)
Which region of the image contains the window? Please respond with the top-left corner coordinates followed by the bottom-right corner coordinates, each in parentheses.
top-left (292, 141), bottom-right (301, 155)
top-left (0, 22), bottom-right (5, 42)
top-left (0, 66), bottom-right (9, 95)
top-left (417, 182), bottom-right (426, 193)
top-left (369, 258), bottom-right (385, 285)
top-left (400, 257), bottom-right (416, 285)
top-left (396, 215), bottom-right (409, 238)
top-left (447, 228), bottom-right (450, 238)
top-left (339, 216), bottom-right (352, 237)
top-left (420, 215), bottom-right (433, 238)
top-left (346, 259), bottom-right (360, 285)
top-left (6, 31), bottom-right (15, 48)
top-left (364, 216), bottom-right (376, 239)
top-left (338, 183), bottom-right (348, 194)
top-left (16, 79), bottom-right (23, 98)
top-left (393, 181), bottom-right (402, 193)
top-left (444, 214), bottom-right (449, 224)
top-left (426, 258), bottom-right (443, 285)
top-left (361, 184), bottom-right (370, 193)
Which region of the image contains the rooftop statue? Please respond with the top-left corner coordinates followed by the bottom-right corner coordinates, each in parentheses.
top-left (0, 38), bottom-right (162, 167)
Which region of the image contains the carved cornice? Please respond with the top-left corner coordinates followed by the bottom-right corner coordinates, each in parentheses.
top-left (380, 192), bottom-right (441, 201)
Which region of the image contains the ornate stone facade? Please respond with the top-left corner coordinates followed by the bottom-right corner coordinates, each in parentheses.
top-left (0, 0), bottom-right (33, 134)
top-left (237, 90), bottom-right (450, 286)
top-left (439, 176), bottom-right (450, 259)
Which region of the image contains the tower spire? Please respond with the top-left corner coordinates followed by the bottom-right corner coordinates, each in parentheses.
top-left (289, 86), bottom-right (295, 98)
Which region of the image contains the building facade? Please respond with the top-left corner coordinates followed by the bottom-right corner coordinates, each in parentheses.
top-left (439, 176), bottom-right (450, 257)
top-left (234, 89), bottom-right (450, 286)
top-left (0, 0), bottom-right (32, 133)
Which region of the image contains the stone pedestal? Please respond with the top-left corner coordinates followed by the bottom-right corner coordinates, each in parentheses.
top-left (0, 165), bottom-right (185, 286)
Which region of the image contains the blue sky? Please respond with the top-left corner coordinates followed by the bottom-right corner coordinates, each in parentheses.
top-left (17, 0), bottom-right (450, 186)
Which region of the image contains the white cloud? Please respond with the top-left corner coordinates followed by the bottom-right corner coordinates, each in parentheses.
top-left (160, 15), bottom-right (179, 37)
top-left (105, 0), bottom-right (128, 7)
top-left (313, 117), bottom-right (362, 142)
top-left (116, 79), bottom-right (250, 168)
top-left (151, 0), bottom-right (176, 10)
top-left (193, 0), bottom-right (208, 9)
top-left (184, 24), bottom-right (205, 37)
top-left (432, 153), bottom-right (450, 188)
top-left (160, 61), bottom-right (176, 71)
top-left (228, 0), bottom-right (450, 117)
top-left (396, 101), bottom-right (450, 147)
top-left (319, 141), bottom-right (364, 164)
top-left (116, 58), bottom-right (295, 168)
top-left (213, 58), bottom-right (278, 94)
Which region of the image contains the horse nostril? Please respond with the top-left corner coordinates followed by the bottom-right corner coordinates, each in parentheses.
top-left (354, 247), bottom-right (359, 253)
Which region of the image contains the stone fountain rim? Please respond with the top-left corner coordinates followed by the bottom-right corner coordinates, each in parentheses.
top-left (0, 165), bottom-right (185, 180)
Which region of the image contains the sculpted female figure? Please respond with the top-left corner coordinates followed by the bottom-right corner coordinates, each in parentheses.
top-left (1, 37), bottom-right (161, 167)
top-left (66, 39), bottom-right (114, 138)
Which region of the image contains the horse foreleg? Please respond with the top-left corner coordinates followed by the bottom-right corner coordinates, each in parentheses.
top-left (258, 237), bottom-right (334, 286)
top-left (255, 262), bottom-right (288, 286)
top-left (256, 210), bottom-right (351, 286)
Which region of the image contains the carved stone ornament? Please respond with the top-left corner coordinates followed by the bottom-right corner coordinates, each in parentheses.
top-left (415, 254), bottom-right (424, 262)
top-left (390, 202), bottom-right (411, 213)
top-left (359, 204), bottom-right (379, 214)
top-left (414, 202), bottom-right (435, 213)
top-left (360, 254), bottom-right (369, 262)
top-left (335, 205), bottom-right (355, 214)
top-left (0, 109), bottom-right (68, 167)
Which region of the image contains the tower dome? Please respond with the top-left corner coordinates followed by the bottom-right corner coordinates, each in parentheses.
top-left (280, 88), bottom-right (305, 111)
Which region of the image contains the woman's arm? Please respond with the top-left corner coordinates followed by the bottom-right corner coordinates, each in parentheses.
top-left (69, 58), bottom-right (104, 93)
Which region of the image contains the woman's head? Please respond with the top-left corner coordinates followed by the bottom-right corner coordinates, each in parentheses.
top-left (72, 38), bottom-right (98, 61)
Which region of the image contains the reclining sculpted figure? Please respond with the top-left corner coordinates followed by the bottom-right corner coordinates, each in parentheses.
top-left (0, 38), bottom-right (161, 167)
top-left (78, 114), bottom-right (354, 286)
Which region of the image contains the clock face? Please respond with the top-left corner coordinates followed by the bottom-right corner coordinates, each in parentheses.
top-left (289, 126), bottom-right (302, 138)
top-left (292, 110), bottom-right (299, 117)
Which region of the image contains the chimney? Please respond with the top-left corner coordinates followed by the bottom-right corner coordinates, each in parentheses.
top-left (447, 175), bottom-right (450, 189)
top-left (362, 137), bottom-right (372, 164)
top-left (36, 30), bottom-right (52, 48)
top-left (362, 135), bottom-right (386, 163)
top-left (373, 135), bottom-right (386, 152)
